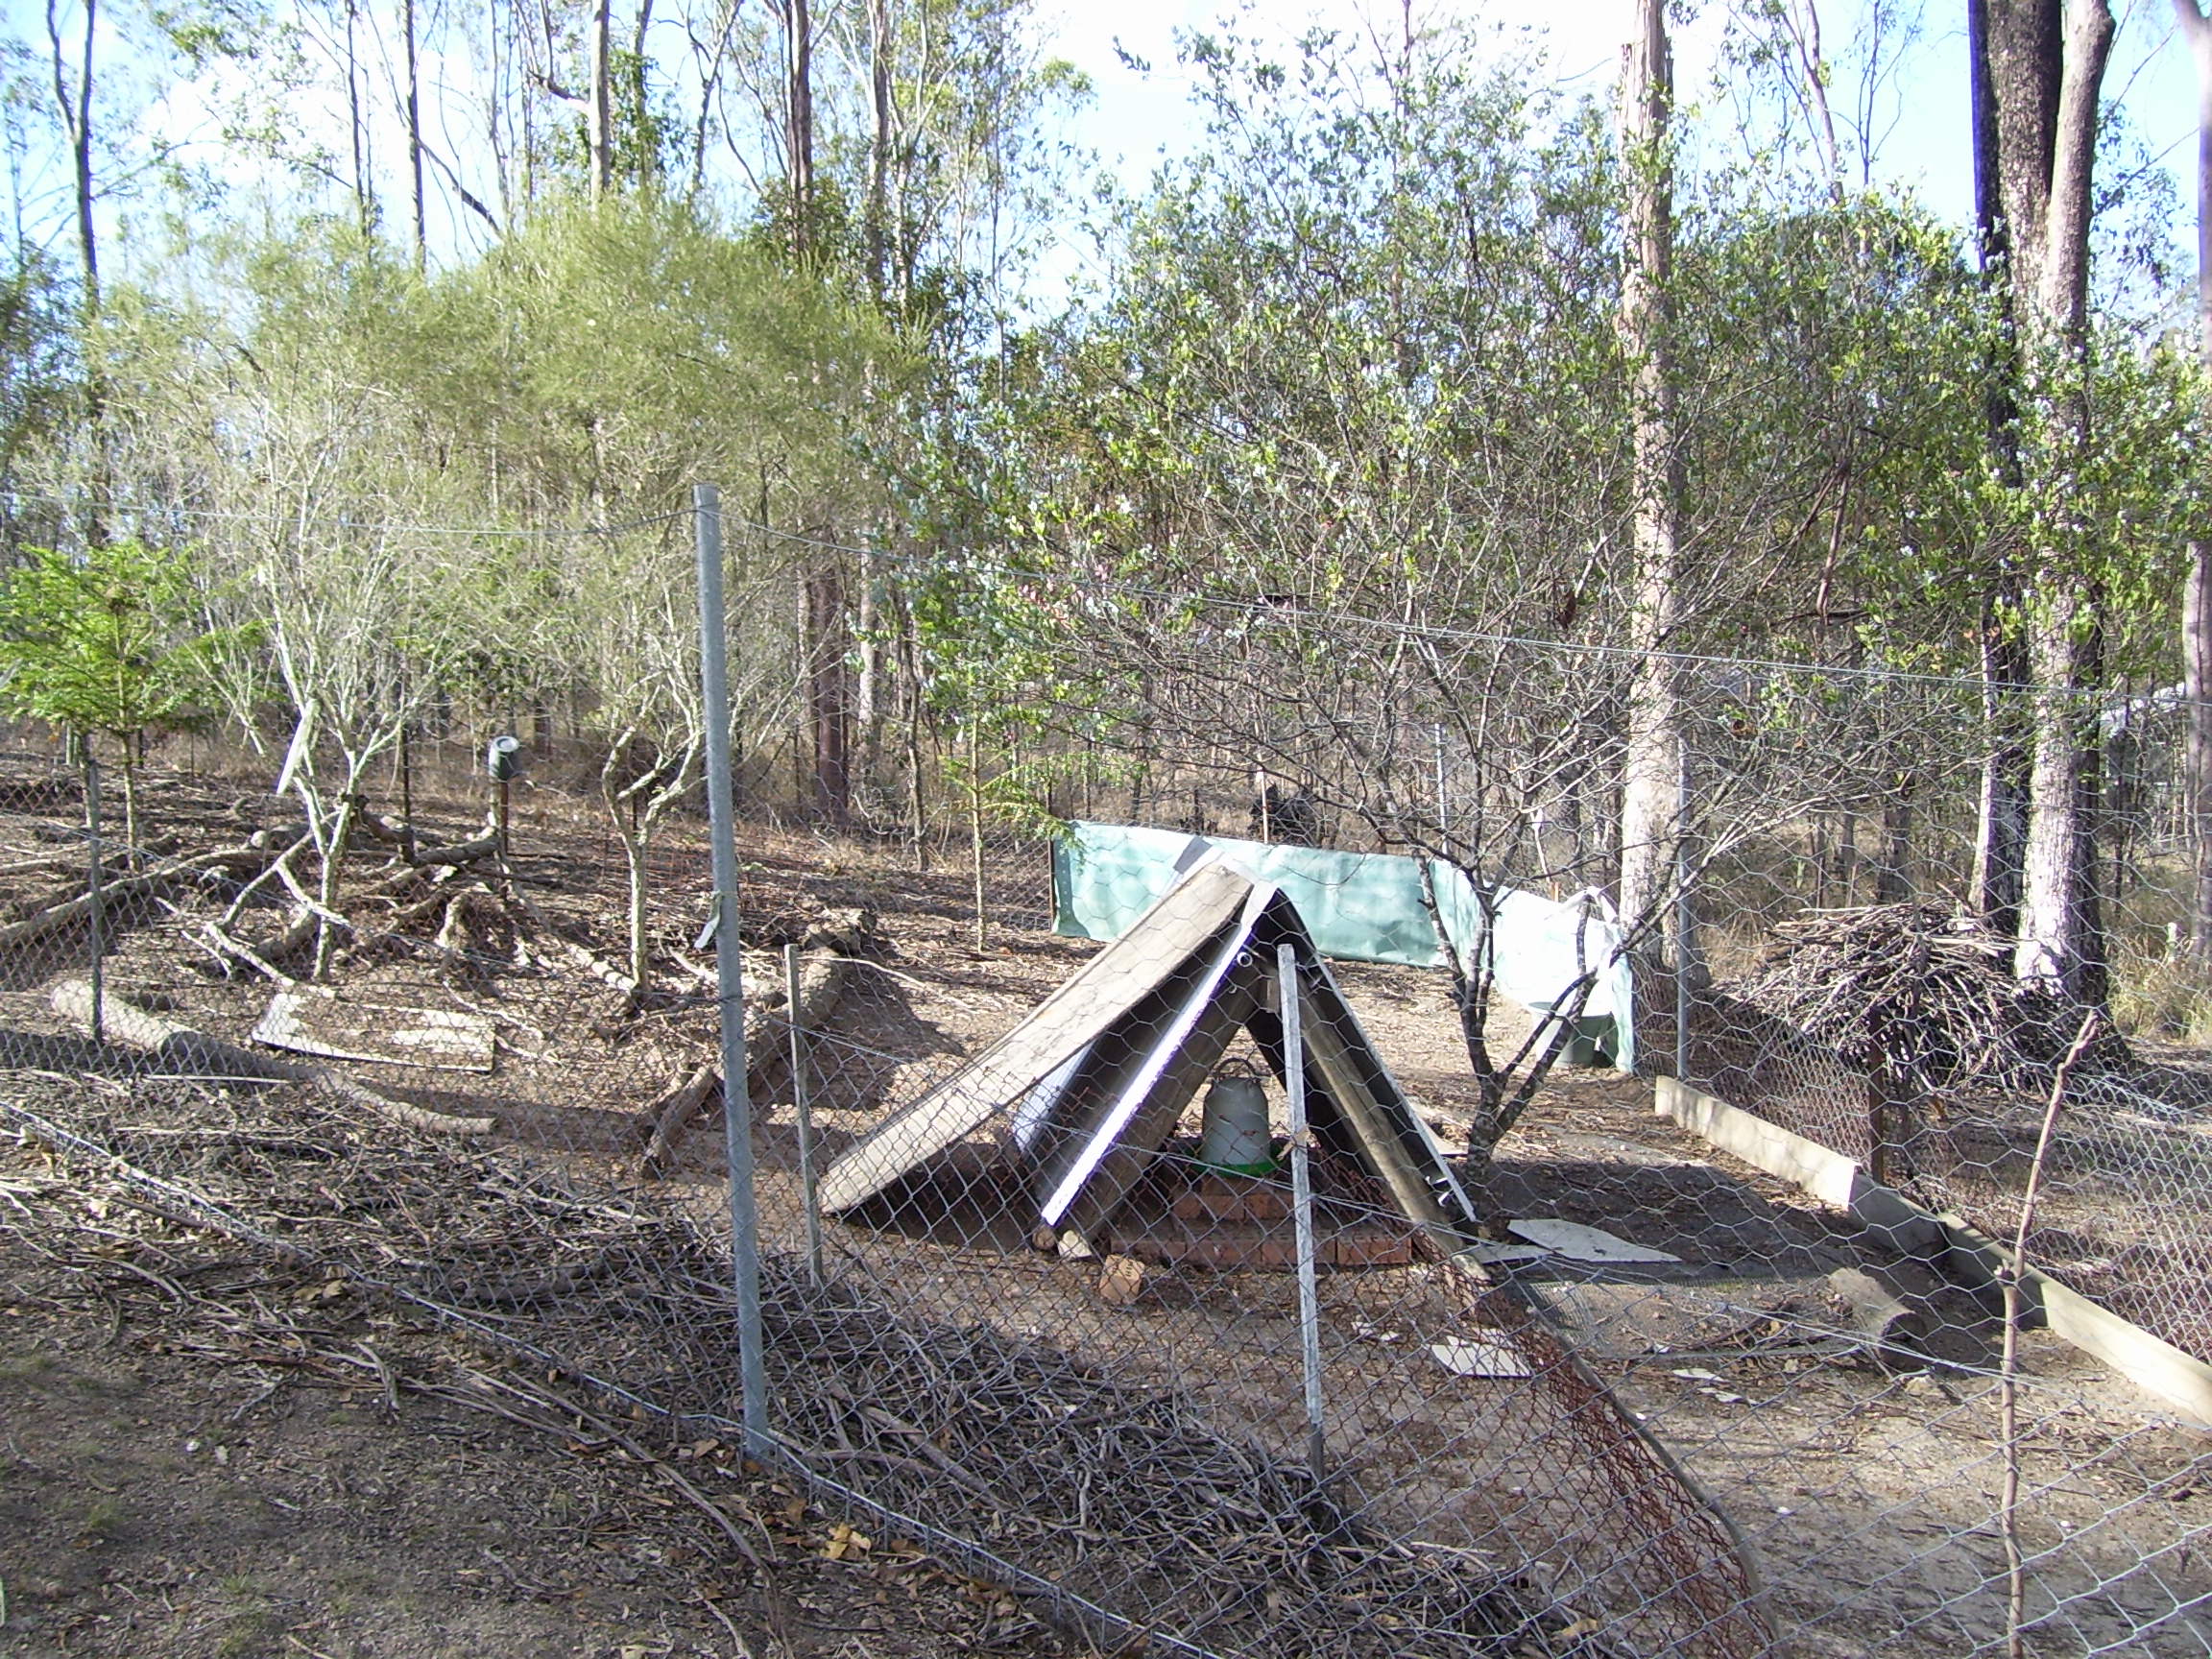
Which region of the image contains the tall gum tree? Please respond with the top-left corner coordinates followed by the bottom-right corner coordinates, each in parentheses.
top-left (1616, 0), bottom-right (1686, 966)
top-left (2174, 0), bottom-right (2212, 959)
top-left (1980, 0), bottom-right (2114, 996)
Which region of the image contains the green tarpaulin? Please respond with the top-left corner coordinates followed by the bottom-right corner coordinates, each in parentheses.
top-left (1050, 821), bottom-right (1634, 1070)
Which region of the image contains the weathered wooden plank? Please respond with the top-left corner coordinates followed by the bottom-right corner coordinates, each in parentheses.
top-left (818, 861), bottom-right (1255, 1215)
top-left (1655, 1076), bottom-right (2212, 1429)
top-left (252, 992), bottom-right (494, 1073)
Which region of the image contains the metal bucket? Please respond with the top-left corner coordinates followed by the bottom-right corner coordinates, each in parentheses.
top-left (1199, 1073), bottom-right (1275, 1176)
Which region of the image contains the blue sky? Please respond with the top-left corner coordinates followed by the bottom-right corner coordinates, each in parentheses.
top-left (1038, 0), bottom-right (2202, 242)
top-left (5, 0), bottom-right (2201, 309)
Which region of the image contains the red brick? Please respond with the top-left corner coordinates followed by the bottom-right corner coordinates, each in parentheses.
top-left (1169, 1180), bottom-right (1290, 1223)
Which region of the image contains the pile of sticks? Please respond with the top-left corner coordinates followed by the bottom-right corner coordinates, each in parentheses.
top-left (1735, 902), bottom-right (2123, 1094)
top-left (745, 1271), bottom-right (1613, 1658)
top-left (0, 1071), bottom-right (1627, 1659)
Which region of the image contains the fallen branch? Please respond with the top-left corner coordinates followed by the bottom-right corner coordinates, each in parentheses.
top-left (434, 886), bottom-right (503, 957)
top-left (408, 832), bottom-right (500, 869)
top-left (5, 867), bottom-right (175, 950)
top-left (0, 850), bottom-right (106, 879)
top-left (271, 852), bottom-right (350, 932)
top-left (219, 832), bottom-right (313, 929)
top-left (0, 845), bottom-right (275, 950)
top-left (760, 953), bottom-right (846, 1046)
top-left (637, 1064), bottom-right (722, 1178)
top-left (242, 906), bottom-right (318, 970)
top-left (352, 807), bottom-right (409, 849)
top-left (201, 922), bottom-right (303, 988)
top-left (565, 939), bottom-right (640, 998)
top-left (49, 979), bottom-right (494, 1138)
top-left (636, 958), bottom-right (846, 1178)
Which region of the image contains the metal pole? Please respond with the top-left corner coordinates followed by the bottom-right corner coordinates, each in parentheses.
top-left (85, 756), bottom-right (104, 1045)
top-left (1674, 734), bottom-right (1693, 1083)
top-left (1279, 942), bottom-right (1326, 1478)
top-left (782, 941), bottom-right (825, 1288)
top-left (695, 483), bottom-right (768, 1459)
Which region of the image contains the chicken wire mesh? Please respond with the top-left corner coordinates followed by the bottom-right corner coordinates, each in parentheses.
top-left (5, 537), bottom-right (2212, 1659)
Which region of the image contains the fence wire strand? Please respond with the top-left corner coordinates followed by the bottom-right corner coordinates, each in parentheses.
top-left (3, 521), bottom-right (2212, 1659)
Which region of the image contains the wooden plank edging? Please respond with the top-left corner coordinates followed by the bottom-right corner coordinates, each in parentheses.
top-left (1654, 1076), bottom-right (2212, 1430)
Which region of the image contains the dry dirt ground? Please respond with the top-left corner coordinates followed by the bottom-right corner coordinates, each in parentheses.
top-left (0, 752), bottom-right (1070, 1659)
top-left (4, 749), bottom-right (2211, 1658)
top-left (0, 1159), bottom-right (1070, 1659)
top-left (0, 1207), bottom-right (1056, 1659)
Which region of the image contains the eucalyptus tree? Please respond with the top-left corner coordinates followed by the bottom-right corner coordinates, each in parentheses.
top-left (1617, 0), bottom-right (1684, 957)
top-left (2171, 0), bottom-right (2212, 957)
top-left (416, 191), bottom-right (908, 976)
top-left (1979, 0), bottom-right (2114, 996)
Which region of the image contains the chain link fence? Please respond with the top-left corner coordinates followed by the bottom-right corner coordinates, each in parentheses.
top-left (6, 520), bottom-right (2212, 1657)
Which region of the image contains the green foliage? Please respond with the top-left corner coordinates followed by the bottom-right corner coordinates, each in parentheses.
top-left (1984, 336), bottom-right (2211, 668)
top-left (0, 541), bottom-right (218, 746)
top-left (941, 743), bottom-right (1079, 840)
top-left (420, 191), bottom-right (910, 518)
top-left (0, 250), bottom-right (79, 501)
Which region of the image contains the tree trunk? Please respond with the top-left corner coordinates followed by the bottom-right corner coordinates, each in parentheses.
top-left (346, 0), bottom-right (373, 230)
top-left (1874, 782), bottom-right (1912, 904)
top-left (2189, 545), bottom-right (2212, 956)
top-left (805, 565), bottom-right (848, 824)
top-left (621, 825), bottom-right (650, 995)
top-left (312, 791), bottom-right (361, 982)
top-left (1983, 0), bottom-right (2114, 992)
top-left (2176, 2), bottom-right (2212, 957)
top-left (600, 737), bottom-right (665, 1009)
top-left (903, 612), bottom-right (928, 871)
top-left (855, 550), bottom-right (884, 798)
top-left (866, 0), bottom-right (892, 298)
top-left (1969, 0), bottom-right (2031, 935)
top-left (969, 716), bottom-right (987, 950)
top-left (1615, 0), bottom-right (1684, 963)
top-left (116, 739), bottom-right (140, 867)
top-left (403, 0), bottom-right (425, 268)
top-left (588, 0), bottom-right (613, 196)
top-left (45, 0), bottom-right (97, 310)
top-left (782, 0), bottom-right (814, 256)
top-left (1973, 611), bottom-right (2030, 930)
top-left (1829, 805), bottom-right (1858, 904)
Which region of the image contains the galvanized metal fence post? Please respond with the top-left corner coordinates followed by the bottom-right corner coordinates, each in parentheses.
top-left (695, 482), bottom-right (769, 1458)
top-left (1674, 735), bottom-right (1693, 1083)
top-left (1279, 942), bottom-right (1326, 1477)
top-left (782, 941), bottom-right (825, 1287)
top-left (85, 756), bottom-right (104, 1045)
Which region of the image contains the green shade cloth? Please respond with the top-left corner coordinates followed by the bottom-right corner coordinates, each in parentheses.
top-left (1051, 821), bottom-right (1634, 1071)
